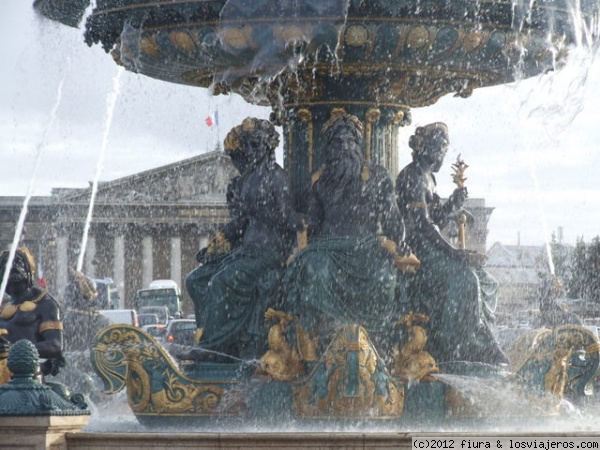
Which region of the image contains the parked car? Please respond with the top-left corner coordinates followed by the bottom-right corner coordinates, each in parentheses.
top-left (163, 319), bottom-right (196, 345)
top-left (99, 309), bottom-right (138, 327)
top-left (138, 306), bottom-right (170, 325)
top-left (138, 313), bottom-right (160, 328)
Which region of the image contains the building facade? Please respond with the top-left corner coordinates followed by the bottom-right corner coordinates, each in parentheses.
top-left (0, 151), bottom-right (236, 314)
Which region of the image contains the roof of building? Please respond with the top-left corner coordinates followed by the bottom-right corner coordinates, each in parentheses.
top-left (486, 242), bottom-right (546, 268)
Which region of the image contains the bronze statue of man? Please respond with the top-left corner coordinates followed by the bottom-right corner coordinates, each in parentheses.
top-left (0, 247), bottom-right (65, 378)
top-left (396, 122), bottom-right (508, 366)
top-left (62, 268), bottom-right (110, 352)
top-left (285, 113), bottom-right (416, 349)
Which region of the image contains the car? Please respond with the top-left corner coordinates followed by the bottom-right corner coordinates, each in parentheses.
top-left (142, 323), bottom-right (166, 339)
top-left (99, 309), bottom-right (138, 327)
top-left (138, 306), bottom-right (170, 325)
top-left (163, 319), bottom-right (196, 345)
top-left (138, 313), bottom-right (160, 328)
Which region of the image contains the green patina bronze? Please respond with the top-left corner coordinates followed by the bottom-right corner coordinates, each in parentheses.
top-left (0, 340), bottom-right (89, 416)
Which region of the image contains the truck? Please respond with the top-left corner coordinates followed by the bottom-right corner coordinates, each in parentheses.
top-left (99, 309), bottom-right (138, 327)
top-left (133, 279), bottom-right (182, 319)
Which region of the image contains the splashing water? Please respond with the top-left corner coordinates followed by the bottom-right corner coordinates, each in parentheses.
top-left (0, 72), bottom-right (68, 300)
top-left (510, 36), bottom-right (598, 272)
top-left (76, 68), bottom-right (123, 272)
top-left (528, 162), bottom-right (555, 275)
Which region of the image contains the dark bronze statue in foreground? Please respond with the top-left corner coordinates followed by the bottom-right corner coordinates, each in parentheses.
top-left (285, 112), bottom-right (419, 349)
top-left (0, 247), bottom-right (65, 379)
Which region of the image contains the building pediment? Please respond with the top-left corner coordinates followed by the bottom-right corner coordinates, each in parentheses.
top-left (60, 151), bottom-right (237, 205)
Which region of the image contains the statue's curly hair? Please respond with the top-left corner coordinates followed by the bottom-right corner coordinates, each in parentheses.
top-left (240, 117), bottom-right (280, 151)
top-left (409, 122), bottom-right (449, 156)
top-left (0, 247), bottom-right (37, 288)
top-left (322, 112), bottom-right (363, 143)
top-left (224, 118), bottom-right (280, 154)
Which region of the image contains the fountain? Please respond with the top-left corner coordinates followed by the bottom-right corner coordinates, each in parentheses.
top-left (9, 0), bottom-right (600, 443)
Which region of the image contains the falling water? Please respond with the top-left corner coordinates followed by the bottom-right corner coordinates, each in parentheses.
top-left (509, 0), bottom-right (599, 273)
top-left (76, 67), bottom-right (123, 272)
top-left (0, 73), bottom-right (67, 300)
top-left (528, 162), bottom-right (555, 274)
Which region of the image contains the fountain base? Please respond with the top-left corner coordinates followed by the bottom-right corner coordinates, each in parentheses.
top-left (88, 323), bottom-right (599, 427)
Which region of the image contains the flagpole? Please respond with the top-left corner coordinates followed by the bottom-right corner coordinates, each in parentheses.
top-left (216, 109), bottom-right (220, 151)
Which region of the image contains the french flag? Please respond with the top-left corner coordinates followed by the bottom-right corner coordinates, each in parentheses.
top-left (37, 255), bottom-right (46, 288)
top-left (205, 110), bottom-right (219, 127)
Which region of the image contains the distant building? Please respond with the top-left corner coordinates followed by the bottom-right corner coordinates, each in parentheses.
top-left (0, 151), bottom-right (236, 313)
top-left (485, 242), bottom-right (548, 324)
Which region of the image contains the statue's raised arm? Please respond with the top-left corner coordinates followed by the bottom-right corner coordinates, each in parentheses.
top-left (396, 122), bottom-right (469, 259)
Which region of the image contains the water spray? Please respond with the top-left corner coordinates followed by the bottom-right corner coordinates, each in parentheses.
top-left (76, 67), bottom-right (123, 272)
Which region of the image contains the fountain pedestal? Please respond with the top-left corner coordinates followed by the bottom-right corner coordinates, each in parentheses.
top-left (0, 415), bottom-right (89, 450)
top-left (0, 340), bottom-right (90, 450)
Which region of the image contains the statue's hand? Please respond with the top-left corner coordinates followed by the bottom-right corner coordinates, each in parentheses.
top-left (457, 207), bottom-right (475, 224)
top-left (196, 247), bottom-right (208, 263)
top-left (41, 356), bottom-right (66, 377)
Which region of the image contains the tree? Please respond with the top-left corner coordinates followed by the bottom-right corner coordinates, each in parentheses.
top-left (566, 237), bottom-right (587, 299)
top-left (583, 237), bottom-right (600, 304)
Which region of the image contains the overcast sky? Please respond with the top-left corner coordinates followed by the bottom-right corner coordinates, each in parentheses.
top-left (2, 2), bottom-right (600, 250)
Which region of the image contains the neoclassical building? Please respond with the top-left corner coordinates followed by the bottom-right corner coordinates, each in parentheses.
top-left (0, 150), bottom-right (493, 315)
top-left (0, 151), bottom-right (236, 312)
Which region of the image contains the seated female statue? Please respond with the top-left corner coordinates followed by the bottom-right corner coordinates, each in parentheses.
top-left (395, 122), bottom-right (507, 366)
top-left (190, 118), bottom-right (305, 361)
top-left (185, 127), bottom-right (250, 335)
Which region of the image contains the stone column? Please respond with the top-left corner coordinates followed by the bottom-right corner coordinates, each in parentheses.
top-left (56, 236), bottom-right (69, 296)
top-left (113, 235), bottom-right (125, 309)
top-left (84, 236), bottom-right (96, 278)
top-left (170, 237), bottom-right (181, 288)
top-left (142, 236), bottom-right (153, 288)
